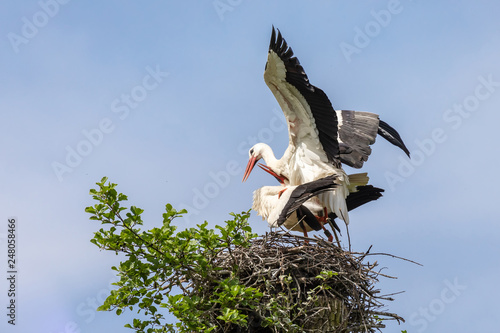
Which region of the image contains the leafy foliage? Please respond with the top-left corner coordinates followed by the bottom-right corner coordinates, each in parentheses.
top-left (86, 177), bottom-right (260, 332)
top-left (86, 177), bottom-right (404, 332)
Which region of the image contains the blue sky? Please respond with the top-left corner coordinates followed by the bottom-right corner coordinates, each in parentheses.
top-left (1, 1), bottom-right (499, 332)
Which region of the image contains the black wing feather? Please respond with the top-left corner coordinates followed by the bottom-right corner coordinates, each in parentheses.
top-left (328, 185), bottom-right (384, 220)
top-left (276, 175), bottom-right (338, 226)
top-left (337, 110), bottom-right (379, 168)
top-left (296, 206), bottom-right (322, 231)
top-left (378, 120), bottom-right (410, 157)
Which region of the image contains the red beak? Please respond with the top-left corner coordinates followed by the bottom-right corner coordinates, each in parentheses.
top-left (242, 156), bottom-right (258, 182)
top-left (258, 163), bottom-right (287, 185)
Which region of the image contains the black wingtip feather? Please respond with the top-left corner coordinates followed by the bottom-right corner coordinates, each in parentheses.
top-left (328, 185), bottom-right (385, 221)
top-left (378, 120), bottom-right (410, 157)
top-left (269, 26), bottom-right (277, 51)
top-left (326, 215), bottom-right (342, 234)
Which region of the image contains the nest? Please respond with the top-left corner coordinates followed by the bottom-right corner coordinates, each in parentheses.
top-left (209, 232), bottom-right (405, 333)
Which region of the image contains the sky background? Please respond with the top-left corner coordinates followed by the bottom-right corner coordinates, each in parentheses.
top-left (1, 1), bottom-right (499, 332)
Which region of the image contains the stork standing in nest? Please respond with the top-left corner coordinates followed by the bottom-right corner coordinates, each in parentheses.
top-left (252, 175), bottom-right (385, 242)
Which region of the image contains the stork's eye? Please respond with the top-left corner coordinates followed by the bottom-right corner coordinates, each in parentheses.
top-left (250, 148), bottom-right (254, 155)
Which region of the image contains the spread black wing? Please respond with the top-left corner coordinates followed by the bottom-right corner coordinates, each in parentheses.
top-left (276, 175), bottom-right (338, 226)
top-left (269, 27), bottom-right (340, 165)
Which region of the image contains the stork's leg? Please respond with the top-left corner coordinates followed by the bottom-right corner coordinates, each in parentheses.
top-left (315, 208), bottom-right (333, 242)
top-left (323, 208), bottom-right (341, 247)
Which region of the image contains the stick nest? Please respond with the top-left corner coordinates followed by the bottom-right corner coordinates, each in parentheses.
top-left (209, 232), bottom-right (404, 332)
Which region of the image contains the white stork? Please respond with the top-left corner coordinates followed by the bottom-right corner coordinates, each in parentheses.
top-left (253, 175), bottom-right (338, 239)
top-left (243, 27), bottom-right (409, 225)
top-left (253, 174), bottom-right (384, 240)
top-left (254, 27), bottom-right (352, 223)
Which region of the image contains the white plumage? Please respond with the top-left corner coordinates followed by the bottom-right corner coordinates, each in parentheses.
top-left (252, 185), bottom-right (322, 230)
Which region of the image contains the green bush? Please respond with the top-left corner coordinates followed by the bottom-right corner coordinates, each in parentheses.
top-left (86, 177), bottom-right (260, 332)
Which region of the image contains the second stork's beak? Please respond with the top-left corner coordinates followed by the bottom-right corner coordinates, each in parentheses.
top-left (242, 155), bottom-right (258, 182)
top-left (258, 163), bottom-right (287, 185)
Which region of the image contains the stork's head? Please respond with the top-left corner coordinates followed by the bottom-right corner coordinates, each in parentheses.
top-left (242, 143), bottom-right (269, 182)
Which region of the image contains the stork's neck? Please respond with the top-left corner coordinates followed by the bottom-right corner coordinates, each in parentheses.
top-left (260, 146), bottom-right (280, 170)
